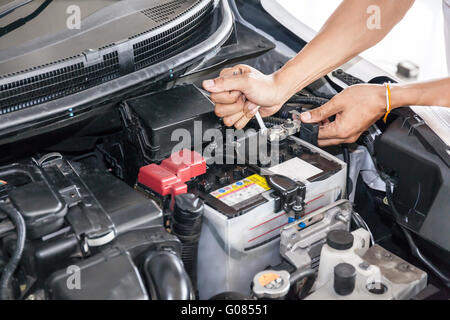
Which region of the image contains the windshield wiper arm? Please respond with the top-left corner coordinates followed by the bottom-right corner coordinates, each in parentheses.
top-left (0, 0), bottom-right (52, 38)
top-left (0, 0), bottom-right (34, 19)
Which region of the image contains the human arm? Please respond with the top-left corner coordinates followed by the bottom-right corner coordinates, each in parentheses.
top-left (202, 0), bottom-right (415, 129)
top-left (303, 78), bottom-right (450, 146)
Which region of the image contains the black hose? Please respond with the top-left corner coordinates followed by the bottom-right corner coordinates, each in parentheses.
top-left (249, 116), bottom-right (285, 128)
top-left (143, 251), bottom-right (194, 300)
top-left (290, 269), bottom-right (317, 299)
top-left (278, 106), bottom-right (302, 119)
top-left (342, 145), bottom-right (351, 199)
top-left (264, 116), bottom-right (285, 125)
top-left (171, 194), bottom-right (204, 291)
top-left (385, 180), bottom-right (450, 288)
top-left (287, 96), bottom-right (330, 106)
top-left (0, 203), bottom-right (26, 300)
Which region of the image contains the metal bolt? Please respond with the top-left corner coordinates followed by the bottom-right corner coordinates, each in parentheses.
top-left (336, 213), bottom-right (349, 223)
top-left (398, 263), bottom-right (410, 271)
top-left (359, 262), bottom-right (370, 270)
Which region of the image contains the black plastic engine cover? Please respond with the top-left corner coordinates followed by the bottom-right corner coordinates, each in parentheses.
top-left (120, 85), bottom-right (220, 164)
top-left (2, 155), bottom-right (167, 283)
top-left (0, 164), bottom-right (67, 239)
top-left (45, 226), bottom-right (184, 300)
top-left (46, 251), bottom-right (148, 300)
top-left (375, 115), bottom-right (450, 257)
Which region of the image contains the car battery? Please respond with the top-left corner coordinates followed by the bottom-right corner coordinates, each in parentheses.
top-left (194, 137), bottom-right (347, 299)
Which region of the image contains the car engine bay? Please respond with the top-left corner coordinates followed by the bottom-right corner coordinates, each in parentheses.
top-left (0, 0), bottom-right (449, 301)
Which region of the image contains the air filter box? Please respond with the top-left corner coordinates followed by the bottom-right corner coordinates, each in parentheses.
top-left (120, 85), bottom-right (220, 164)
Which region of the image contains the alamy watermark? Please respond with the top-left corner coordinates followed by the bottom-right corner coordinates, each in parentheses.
top-left (66, 265), bottom-right (81, 290)
top-left (170, 121), bottom-right (281, 167)
top-left (367, 5), bottom-right (381, 30)
top-left (66, 5), bottom-right (81, 30)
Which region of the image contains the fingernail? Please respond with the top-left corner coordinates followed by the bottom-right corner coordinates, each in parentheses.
top-left (203, 79), bottom-right (215, 89)
top-left (248, 104), bottom-right (256, 111)
top-left (250, 106), bottom-right (261, 115)
top-left (301, 112), bottom-right (311, 121)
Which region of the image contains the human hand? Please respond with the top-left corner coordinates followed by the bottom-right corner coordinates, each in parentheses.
top-left (300, 84), bottom-right (387, 146)
top-left (202, 65), bottom-right (284, 129)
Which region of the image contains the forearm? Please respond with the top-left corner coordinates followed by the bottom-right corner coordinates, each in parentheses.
top-left (296, 78), bottom-right (450, 147)
top-left (391, 78), bottom-right (450, 109)
top-left (273, 0), bottom-right (415, 103)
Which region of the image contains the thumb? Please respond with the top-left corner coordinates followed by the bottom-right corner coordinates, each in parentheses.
top-left (202, 75), bottom-right (249, 93)
top-left (300, 100), bottom-right (340, 123)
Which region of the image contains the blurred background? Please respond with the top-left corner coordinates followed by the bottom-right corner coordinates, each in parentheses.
top-left (278, 0), bottom-right (448, 81)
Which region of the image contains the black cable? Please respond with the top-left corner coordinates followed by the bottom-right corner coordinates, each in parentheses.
top-left (249, 116), bottom-right (285, 128)
top-left (385, 180), bottom-right (450, 288)
top-left (351, 215), bottom-right (363, 229)
top-left (0, 203), bottom-right (26, 300)
top-left (342, 146), bottom-right (375, 245)
top-left (278, 105), bottom-right (303, 119)
top-left (264, 116), bottom-right (285, 125)
top-left (342, 145), bottom-right (351, 199)
top-left (287, 96), bottom-right (330, 106)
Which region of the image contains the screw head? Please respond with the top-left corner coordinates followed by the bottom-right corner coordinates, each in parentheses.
top-left (359, 262), bottom-right (370, 270)
top-left (398, 263), bottom-right (410, 271)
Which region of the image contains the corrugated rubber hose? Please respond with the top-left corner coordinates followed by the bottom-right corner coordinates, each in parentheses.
top-left (0, 203), bottom-right (26, 300)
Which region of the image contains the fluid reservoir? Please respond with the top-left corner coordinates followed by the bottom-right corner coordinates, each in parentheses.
top-left (315, 229), bottom-right (370, 289)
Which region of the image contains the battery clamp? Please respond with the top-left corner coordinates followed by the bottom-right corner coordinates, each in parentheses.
top-left (265, 174), bottom-right (306, 219)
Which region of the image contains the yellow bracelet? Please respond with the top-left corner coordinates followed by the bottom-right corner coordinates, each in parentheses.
top-left (383, 82), bottom-right (392, 123)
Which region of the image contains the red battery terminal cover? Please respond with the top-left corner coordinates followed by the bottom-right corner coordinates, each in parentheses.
top-left (138, 149), bottom-right (206, 197)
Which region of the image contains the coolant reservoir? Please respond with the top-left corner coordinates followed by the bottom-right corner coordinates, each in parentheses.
top-left (314, 229), bottom-right (370, 290)
top-left (308, 234), bottom-right (428, 300)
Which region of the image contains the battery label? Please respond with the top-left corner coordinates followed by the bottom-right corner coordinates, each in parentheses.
top-left (210, 174), bottom-right (271, 207)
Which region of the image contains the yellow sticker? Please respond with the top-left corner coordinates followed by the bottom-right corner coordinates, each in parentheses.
top-left (210, 174), bottom-right (271, 207)
top-left (247, 174), bottom-right (271, 190)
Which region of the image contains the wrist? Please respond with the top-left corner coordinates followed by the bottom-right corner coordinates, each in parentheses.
top-left (271, 69), bottom-right (290, 105)
top-left (272, 67), bottom-right (309, 106)
top-left (389, 84), bottom-right (417, 110)
top-left (375, 84), bottom-right (389, 115)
